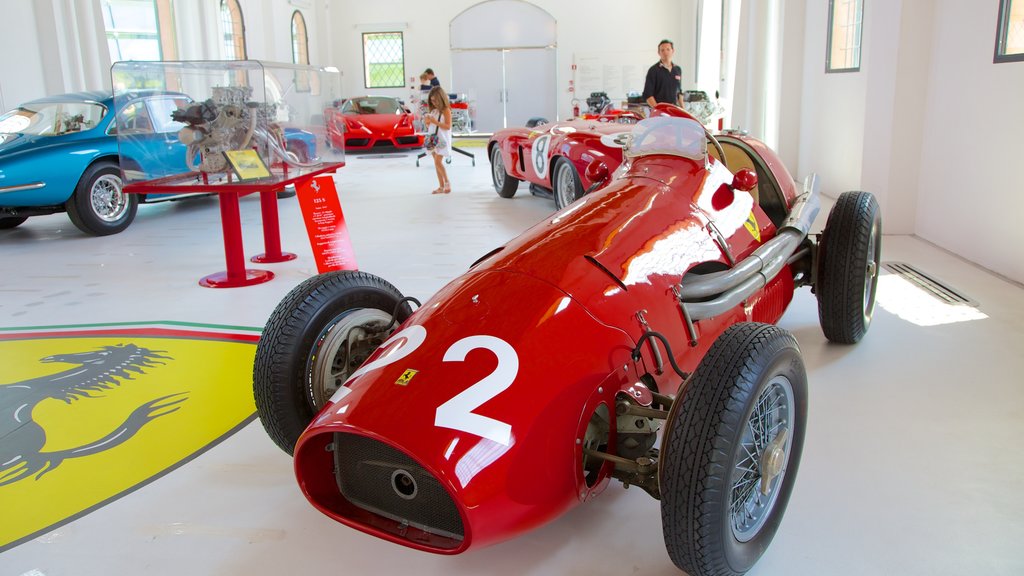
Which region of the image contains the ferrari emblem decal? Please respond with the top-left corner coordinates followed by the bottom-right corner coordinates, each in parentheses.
top-left (0, 322), bottom-right (259, 553)
top-left (744, 211), bottom-right (761, 242)
top-left (395, 369), bottom-right (418, 386)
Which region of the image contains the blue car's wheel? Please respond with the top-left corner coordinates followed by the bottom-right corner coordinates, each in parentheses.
top-left (0, 216), bottom-right (28, 229)
top-left (66, 161), bottom-right (138, 236)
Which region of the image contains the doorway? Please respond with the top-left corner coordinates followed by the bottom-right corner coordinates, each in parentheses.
top-left (449, 0), bottom-right (557, 133)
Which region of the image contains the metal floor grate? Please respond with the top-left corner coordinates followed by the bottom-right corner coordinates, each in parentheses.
top-left (882, 262), bottom-right (978, 306)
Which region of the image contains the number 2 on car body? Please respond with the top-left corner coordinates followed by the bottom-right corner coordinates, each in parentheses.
top-left (331, 326), bottom-right (517, 445)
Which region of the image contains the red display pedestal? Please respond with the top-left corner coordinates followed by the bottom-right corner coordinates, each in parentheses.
top-left (124, 162), bottom-right (344, 288)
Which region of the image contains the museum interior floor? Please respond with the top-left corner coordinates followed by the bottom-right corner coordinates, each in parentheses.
top-left (1, 147), bottom-right (1022, 576)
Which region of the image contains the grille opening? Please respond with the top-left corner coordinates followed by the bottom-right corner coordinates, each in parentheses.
top-left (333, 433), bottom-right (464, 546)
top-left (882, 262), bottom-right (978, 306)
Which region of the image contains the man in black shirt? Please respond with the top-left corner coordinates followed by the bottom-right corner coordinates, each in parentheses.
top-left (642, 39), bottom-right (683, 107)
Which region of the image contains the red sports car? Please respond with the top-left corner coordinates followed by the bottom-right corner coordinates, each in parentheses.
top-left (254, 104), bottom-right (882, 576)
top-left (488, 118), bottom-right (634, 210)
top-left (325, 96), bottom-right (423, 151)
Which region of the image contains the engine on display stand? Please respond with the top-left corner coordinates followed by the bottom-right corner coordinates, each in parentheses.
top-left (171, 86), bottom-right (319, 174)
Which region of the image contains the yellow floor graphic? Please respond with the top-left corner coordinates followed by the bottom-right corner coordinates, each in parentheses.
top-left (0, 322), bottom-right (260, 552)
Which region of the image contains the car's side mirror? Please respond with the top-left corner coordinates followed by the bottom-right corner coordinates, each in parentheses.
top-left (732, 168), bottom-right (758, 192)
top-left (585, 160), bottom-right (609, 184)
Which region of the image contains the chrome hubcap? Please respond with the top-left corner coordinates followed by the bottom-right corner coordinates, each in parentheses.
top-left (730, 375), bottom-right (794, 542)
top-left (90, 174), bottom-right (126, 222)
top-left (556, 163), bottom-right (577, 207)
top-left (492, 150), bottom-right (505, 188)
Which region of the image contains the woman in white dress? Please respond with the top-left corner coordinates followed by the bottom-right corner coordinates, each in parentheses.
top-left (424, 86), bottom-right (452, 194)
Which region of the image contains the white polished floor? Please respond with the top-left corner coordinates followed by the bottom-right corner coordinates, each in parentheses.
top-left (1, 149), bottom-right (1023, 576)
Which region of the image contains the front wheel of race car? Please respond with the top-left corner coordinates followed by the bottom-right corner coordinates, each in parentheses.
top-left (490, 145), bottom-right (521, 198)
top-left (661, 323), bottom-right (807, 576)
top-left (816, 190), bottom-right (882, 344)
top-left (253, 271), bottom-right (413, 455)
top-left (553, 158), bottom-right (585, 210)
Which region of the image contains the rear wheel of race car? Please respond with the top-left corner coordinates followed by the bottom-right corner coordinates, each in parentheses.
top-left (66, 161), bottom-right (137, 236)
top-left (553, 157), bottom-right (585, 210)
top-left (0, 216), bottom-right (28, 229)
top-left (490, 145), bottom-right (521, 198)
top-left (253, 271), bottom-right (413, 455)
top-left (816, 190), bottom-right (882, 344)
top-left (661, 323), bottom-right (807, 576)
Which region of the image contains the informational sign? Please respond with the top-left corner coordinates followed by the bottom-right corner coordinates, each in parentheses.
top-left (574, 51), bottom-right (651, 101)
top-left (223, 149), bottom-right (271, 180)
top-left (296, 175), bottom-right (357, 273)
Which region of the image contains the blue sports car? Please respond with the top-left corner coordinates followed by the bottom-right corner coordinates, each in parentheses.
top-left (0, 91), bottom-right (317, 235)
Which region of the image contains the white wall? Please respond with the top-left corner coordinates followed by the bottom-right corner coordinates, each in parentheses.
top-left (328, 0), bottom-right (688, 119)
top-left (794, 0), bottom-right (1023, 283)
top-left (916, 0), bottom-right (1024, 284)
top-left (0, 1), bottom-right (48, 110)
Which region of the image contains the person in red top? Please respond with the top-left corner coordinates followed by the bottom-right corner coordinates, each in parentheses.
top-left (642, 39), bottom-right (683, 107)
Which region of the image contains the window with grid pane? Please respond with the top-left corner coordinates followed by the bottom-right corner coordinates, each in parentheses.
top-left (995, 0), bottom-right (1024, 63)
top-left (363, 32), bottom-right (405, 89)
top-left (220, 0), bottom-right (247, 60)
top-left (292, 11), bottom-right (309, 65)
top-left (826, 0), bottom-right (863, 73)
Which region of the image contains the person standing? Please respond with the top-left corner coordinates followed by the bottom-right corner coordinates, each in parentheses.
top-left (424, 68), bottom-right (441, 88)
top-left (642, 39), bottom-right (683, 108)
top-left (423, 86), bottom-right (452, 194)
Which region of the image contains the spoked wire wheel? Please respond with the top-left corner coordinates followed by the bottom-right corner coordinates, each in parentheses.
top-left (729, 375), bottom-right (795, 542)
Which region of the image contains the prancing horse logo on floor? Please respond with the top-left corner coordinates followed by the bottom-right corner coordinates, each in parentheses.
top-left (0, 322), bottom-right (261, 553)
top-left (0, 344), bottom-right (183, 486)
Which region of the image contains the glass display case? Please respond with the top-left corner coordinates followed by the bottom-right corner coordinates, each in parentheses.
top-left (111, 59), bottom-right (343, 190)
top-left (110, 60), bottom-right (345, 288)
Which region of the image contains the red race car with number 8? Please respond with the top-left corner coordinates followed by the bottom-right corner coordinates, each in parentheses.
top-left (253, 104), bottom-right (882, 576)
top-left (488, 118), bottom-right (633, 210)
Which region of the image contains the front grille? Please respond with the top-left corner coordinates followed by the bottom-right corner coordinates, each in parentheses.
top-left (334, 433), bottom-right (464, 542)
top-left (372, 141), bottom-right (392, 148)
top-left (396, 136), bottom-right (419, 144)
top-left (348, 138), bottom-right (370, 147)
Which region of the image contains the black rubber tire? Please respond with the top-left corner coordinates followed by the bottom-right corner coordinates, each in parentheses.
top-left (490, 145), bottom-right (521, 198)
top-left (525, 117), bottom-right (549, 128)
top-left (553, 157), bottom-right (584, 210)
top-left (66, 161), bottom-right (137, 236)
top-left (816, 191), bottom-right (882, 344)
top-left (253, 271), bottom-right (412, 455)
top-left (661, 323), bottom-right (807, 576)
top-left (0, 216), bottom-right (28, 229)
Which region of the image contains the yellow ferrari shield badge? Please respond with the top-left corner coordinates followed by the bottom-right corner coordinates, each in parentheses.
top-left (396, 369), bottom-right (418, 386)
top-left (744, 211), bottom-right (761, 242)
top-left (0, 322), bottom-right (260, 553)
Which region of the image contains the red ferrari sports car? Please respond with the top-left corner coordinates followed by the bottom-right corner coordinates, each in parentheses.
top-left (325, 96), bottom-right (423, 151)
top-left (488, 118), bottom-right (634, 209)
top-left (254, 104), bottom-right (882, 576)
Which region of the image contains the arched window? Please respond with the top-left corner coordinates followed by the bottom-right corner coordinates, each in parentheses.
top-left (291, 11), bottom-right (309, 65)
top-left (220, 0), bottom-right (247, 60)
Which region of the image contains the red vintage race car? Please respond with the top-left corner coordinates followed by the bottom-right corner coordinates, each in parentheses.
top-left (253, 104), bottom-right (882, 576)
top-left (488, 118), bottom-right (634, 209)
top-left (325, 96), bottom-right (423, 151)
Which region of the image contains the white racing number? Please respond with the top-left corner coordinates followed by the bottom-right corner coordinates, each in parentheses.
top-left (531, 134), bottom-right (551, 180)
top-left (333, 325), bottom-right (428, 402)
top-left (435, 335), bottom-right (518, 446)
top-left (334, 326), bottom-right (518, 446)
